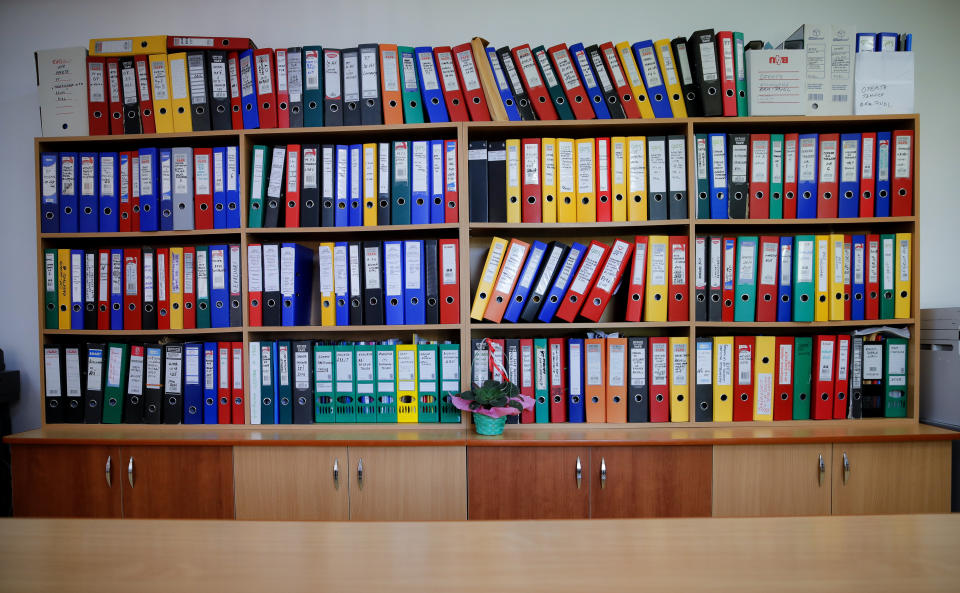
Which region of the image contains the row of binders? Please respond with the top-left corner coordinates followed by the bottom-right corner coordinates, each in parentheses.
top-left (472, 331), bottom-right (906, 424)
top-left (247, 239), bottom-right (460, 327)
top-left (43, 341), bottom-right (244, 424)
top-left (472, 236), bottom-right (688, 324)
top-left (697, 130), bottom-right (914, 219)
top-left (248, 140), bottom-right (458, 228)
top-left (855, 32), bottom-right (913, 52)
top-left (43, 246), bottom-right (242, 330)
top-left (248, 340), bottom-right (461, 424)
top-left (40, 148), bottom-right (242, 234)
top-left (694, 233), bottom-right (912, 323)
top-left (468, 136), bottom-right (687, 224)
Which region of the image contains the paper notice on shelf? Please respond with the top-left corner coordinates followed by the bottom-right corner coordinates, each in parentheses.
top-left (854, 52), bottom-right (914, 115)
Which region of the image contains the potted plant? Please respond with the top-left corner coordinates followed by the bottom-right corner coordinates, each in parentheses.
top-left (452, 379), bottom-right (534, 435)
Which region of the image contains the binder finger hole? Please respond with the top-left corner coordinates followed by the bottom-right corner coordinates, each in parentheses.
top-left (197, 302), bottom-right (206, 311)
top-left (83, 206), bottom-right (92, 215)
top-left (900, 290), bottom-right (908, 298)
top-left (633, 195), bottom-right (641, 203)
top-left (390, 298), bottom-right (399, 306)
top-left (216, 105), bottom-right (225, 113)
top-left (63, 206), bottom-right (72, 215)
top-left (820, 392), bottom-right (829, 401)
top-left (856, 293), bottom-right (863, 301)
top-left (781, 295), bottom-right (789, 303)
top-left (863, 191), bottom-right (872, 199)
top-left (409, 100), bottom-right (418, 108)
top-left (899, 188), bottom-right (907, 196)
top-left (554, 395), bottom-right (563, 403)
top-left (564, 197), bottom-right (572, 204)
top-left (232, 105), bottom-right (239, 112)
top-left (786, 192), bottom-right (794, 200)
top-left (546, 195), bottom-right (554, 202)
top-left (724, 299), bottom-right (732, 307)
top-left (531, 295), bottom-right (541, 304)
top-left (632, 293), bottom-right (641, 302)
top-left (741, 294), bottom-right (749, 302)
top-left (699, 401), bottom-right (708, 410)
top-left (819, 295), bottom-right (827, 303)
top-left (568, 295), bottom-right (577, 303)
top-left (144, 304), bottom-right (153, 312)
top-left (711, 294), bottom-right (720, 303)
top-left (505, 99), bottom-right (514, 107)
top-left (697, 294), bottom-right (705, 303)
top-left (725, 89), bottom-right (734, 97)
top-left (763, 294), bottom-right (772, 302)
top-left (654, 93), bottom-right (663, 101)
top-left (780, 392), bottom-right (789, 401)
top-left (112, 303), bottom-right (120, 311)
top-left (329, 104), bottom-right (339, 112)
top-left (178, 106), bottom-right (185, 114)
top-left (823, 192), bottom-right (832, 200)
top-left (591, 396), bottom-right (599, 403)
top-left (708, 87), bottom-right (718, 96)
top-left (431, 97), bottom-right (440, 105)
top-left (656, 394), bottom-right (664, 402)
top-left (446, 296), bottom-right (454, 304)
top-left (607, 96), bottom-right (616, 105)
top-left (369, 297), bottom-right (378, 306)
top-left (539, 96), bottom-right (548, 104)
top-left (571, 396), bottom-right (580, 404)
top-left (800, 294), bottom-right (809, 302)
top-left (527, 196), bottom-right (536, 204)
top-left (654, 294), bottom-right (661, 301)
top-left (634, 394), bottom-right (643, 403)
top-left (519, 98), bottom-right (528, 107)
top-left (674, 293), bottom-right (682, 301)
top-left (600, 195), bottom-right (608, 203)
top-left (677, 394), bottom-right (684, 402)
top-left (593, 297), bottom-right (601, 306)
top-left (837, 392), bottom-right (846, 401)
top-left (720, 393), bottom-right (728, 401)
top-left (739, 393), bottom-right (748, 401)
top-left (549, 295), bottom-right (558, 303)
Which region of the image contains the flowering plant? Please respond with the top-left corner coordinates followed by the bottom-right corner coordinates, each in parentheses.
top-left (451, 380), bottom-right (535, 418)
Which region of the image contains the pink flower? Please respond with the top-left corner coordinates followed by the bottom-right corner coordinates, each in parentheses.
top-left (451, 394), bottom-right (535, 418)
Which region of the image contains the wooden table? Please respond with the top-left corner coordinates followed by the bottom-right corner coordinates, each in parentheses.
top-left (1, 515), bottom-right (958, 592)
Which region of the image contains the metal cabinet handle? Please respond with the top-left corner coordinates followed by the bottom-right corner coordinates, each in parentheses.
top-left (818, 454), bottom-right (825, 487)
top-left (105, 455), bottom-right (112, 488)
top-left (842, 452), bottom-right (851, 485)
top-left (600, 457), bottom-right (607, 489)
top-left (575, 456), bottom-right (582, 489)
top-left (357, 457), bottom-right (363, 490)
top-left (127, 457), bottom-right (135, 488)
top-left (333, 458), bottom-right (340, 489)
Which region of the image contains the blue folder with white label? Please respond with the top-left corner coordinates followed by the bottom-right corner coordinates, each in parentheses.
top-left (485, 46), bottom-right (521, 121)
top-left (797, 133), bottom-right (819, 219)
top-left (157, 149), bottom-right (173, 231)
top-left (567, 338), bottom-right (585, 423)
top-left (838, 133), bottom-right (861, 218)
top-left (777, 236), bottom-right (793, 322)
top-left (78, 152), bottom-right (99, 232)
top-left (281, 242), bottom-right (314, 326)
top-left (138, 147), bottom-right (159, 231)
top-left (59, 152), bottom-right (79, 233)
top-left (202, 342), bottom-right (218, 424)
top-left (333, 242), bottom-right (350, 326)
top-left (335, 145), bottom-right (349, 227)
top-left (504, 240), bottom-right (547, 323)
top-left (40, 152), bottom-right (59, 233)
top-left (209, 245), bottom-right (230, 328)
top-left (404, 240), bottom-right (426, 324)
top-left (183, 343), bottom-right (203, 424)
top-left (239, 49), bottom-right (260, 129)
top-left (569, 43), bottom-right (610, 119)
top-left (349, 144), bottom-right (363, 227)
top-left (212, 147), bottom-right (228, 229)
top-left (110, 249), bottom-right (123, 329)
top-left (708, 134), bottom-right (728, 219)
top-left (384, 240), bottom-right (405, 325)
top-left (410, 140), bottom-right (430, 224)
top-left (538, 242), bottom-right (586, 323)
top-left (225, 146), bottom-right (241, 228)
top-left (851, 234), bottom-right (866, 321)
top-left (631, 41), bottom-right (672, 118)
top-left (414, 47), bottom-right (449, 123)
top-left (430, 139), bottom-right (446, 223)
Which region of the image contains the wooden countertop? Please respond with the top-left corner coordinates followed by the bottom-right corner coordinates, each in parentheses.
top-left (6, 421), bottom-right (957, 447)
top-left (0, 515), bottom-right (956, 592)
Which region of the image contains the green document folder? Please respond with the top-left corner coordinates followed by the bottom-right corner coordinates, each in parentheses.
top-left (302, 45), bottom-right (324, 127)
top-left (439, 343), bottom-right (461, 423)
top-left (313, 344), bottom-right (335, 422)
top-left (335, 344), bottom-right (356, 423)
top-left (734, 236), bottom-right (758, 322)
top-left (733, 32), bottom-right (748, 116)
top-left (355, 344), bottom-right (377, 422)
top-left (417, 343), bottom-right (439, 423)
top-left (769, 134), bottom-right (784, 219)
top-left (792, 337), bottom-right (812, 420)
top-left (793, 235), bottom-right (816, 322)
top-left (534, 338), bottom-right (550, 423)
top-left (398, 46), bottom-right (425, 124)
top-left (879, 234), bottom-right (896, 319)
top-left (376, 344), bottom-right (398, 423)
top-left (532, 46), bottom-right (574, 120)
top-left (43, 249), bottom-right (58, 329)
top-left (248, 145), bottom-right (267, 228)
top-left (884, 337), bottom-right (908, 417)
top-left (102, 343), bottom-right (128, 424)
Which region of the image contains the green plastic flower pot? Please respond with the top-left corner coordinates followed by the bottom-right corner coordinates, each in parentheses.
top-left (473, 414), bottom-right (507, 436)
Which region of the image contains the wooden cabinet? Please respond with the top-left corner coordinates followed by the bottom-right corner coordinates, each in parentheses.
top-left (11, 444), bottom-right (234, 519)
top-left (590, 446), bottom-right (712, 518)
top-left (120, 446), bottom-right (234, 519)
top-left (713, 444), bottom-right (832, 517)
top-left (832, 442), bottom-right (951, 515)
top-left (349, 446), bottom-right (466, 521)
top-left (234, 446), bottom-right (348, 520)
top-left (11, 445), bottom-right (122, 518)
top-left (468, 447), bottom-right (589, 520)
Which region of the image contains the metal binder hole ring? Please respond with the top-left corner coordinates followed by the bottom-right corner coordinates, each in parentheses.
top-left (390, 298), bottom-right (399, 306)
top-left (781, 295), bottom-right (789, 303)
top-left (656, 394), bottom-right (664, 402)
top-left (84, 207), bottom-right (92, 214)
top-left (764, 294), bottom-right (772, 302)
top-left (632, 294), bottom-right (641, 301)
top-left (823, 192), bottom-right (832, 200)
top-left (431, 97), bottom-right (440, 105)
top-left (179, 106), bottom-right (186, 113)
top-left (898, 188), bottom-right (907, 196)
top-left (45, 212), bottom-right (54, 220)
top-left (445, 296), bottom-right (454, 304)
top-left (608, 96), bottom-right (617, 104)
top-left (539, 96), bottom-right (548, 103)
top-left (309, 101), bottom-right (317, 109)
top-left (217, 105), bottom-right (225, 113)
top-left (654, 93), bottom-right (663, 101)
top-left (820, 393), bottom-right (829, 401)
top-left (725, 89), bottom-right (734, 97)
top-left (280, 102), bottom-right (288, 110)
top-left (593, 297), bottom-right (601, 306)
top-left (697, 294), bottom-right (705, 302)
top-left (740, 393), bottom-right (748, 401)
top-left (232, 105), bottom-right (240, 112)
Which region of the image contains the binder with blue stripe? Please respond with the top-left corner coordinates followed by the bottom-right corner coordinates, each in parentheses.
top-left (777, 236), bottom-right (793, 322)
top-left (203, 342), bottom-right (218, 424)
top-left (851, 235), bottom-right (866, 320)
top-left (875, 131), bottom-right (892, 217)
top-left (430, 139), bottom-right (446, 223)
top-left (567, 338), bottom-right (585, 423)
top-left (538, 242), bottom-right (586, 323)
top-left (99, 152), bottom-right (119, 232)
top-left (797, 134), bottom-right (819, 218)
top-left (138, 148), bottom-right (159, 231)
top-left (631, 41), bottom-right (672, 118)
top-left (708, 134), bottom-right (728, 219)
top-left (183, 343), bottom-right (203, 424)
top-left (504, 240), bottom-right (547, 323)
top-left (570, 43), bottom-right (610, 119)
top-left (40, 152), bottom-right (59, 232)
top-left (414, 47), bottom-right (448, 122)
top-left (59, 152), bottom-right (78, 233)
top-left (239, 49), bottom-right (260, 129)
top-left (838, 133), bottom-right (861, 218)
top-left (404, 240), bottom-right (426, 324)
top-left (212, 147), bottom-right (228, 229)
top-left (77, 152), bottom-right (99, 232)
top-left (157, 149), bottom-right (173, 231)
top-left (410, 140), bottom-right (430, 224)
top-left (225, 146), bottom-right (241, 228)
top-left (485, 46), bottom-right (521, 121)
top-left (349, 144), bottom-right (363, 227)
top-left (335, 145), bottom-right (349, 227)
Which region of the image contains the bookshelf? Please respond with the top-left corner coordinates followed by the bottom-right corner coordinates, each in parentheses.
top-left (33, 113), bottom-right (921, 431)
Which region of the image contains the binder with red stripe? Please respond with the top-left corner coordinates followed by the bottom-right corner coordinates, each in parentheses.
top-left (595, 137), bottom-right (612, 222)
top-left (756, 235), bottom-right (779, 322)
top-left (865, 234), bottom-right (880, 320)
top-left (548, 338), bottom-right (567, 423)
top-left (519, 338), bottom-right (535, 424)
top-left (521, 138), bottom-right (542, 223)
top-left (218, 342), bottom-right (232, 424)
top-left (193, 148), bottom-right (214, 230)
top-left (624, 235), bottom-right (648, 322)
top-left (452, 42), bottom-right (491, 121)
top-left (833, 334), bottom-right (851, 419)
top-left (231, 341), bottom-right (245, 424)
top-left (438, 238), bottom-right (460, 324)
top-left (123, 248), bottom-right (141, 330)
top-left (783, 133), bottom-right (799, 218)
top-left (87, 56), bottom-right (110, 135)
top-left (433, 46), bottom-right (470, 121)
top-left (227, 52), bottom-right (244, 130)
top-left (817, 133), bottom-right (840, 218)
top-left (812, 335), bottom-right (836, 420)
top-left (275, 49), bottom-right (290, 128)
top-left (748, 133), bottom-right (770, 219)
top-left (511, 44), bottom-right (557, 120)
top-left (247, 244), bottom-right (263, 327)
top-left (668, 236), bottom-right (688, 321)
top-left (648, 336), bottom-right (670, 423)
top-left (859, 132), bottom-right (876, 217)
top-left (183, 246), bottom-right (197, 329)
top-left (133, 55), bottom-right (156, 134)
top-left (106, 58), bottom-right (124, 135)
top-left (580, 238), bottom-right (633, 322)
top-left (891, 130), bottom-right (914, 216)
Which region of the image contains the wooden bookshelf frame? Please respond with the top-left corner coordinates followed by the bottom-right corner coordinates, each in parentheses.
top-left (33, 114), bottom-right (920, 432)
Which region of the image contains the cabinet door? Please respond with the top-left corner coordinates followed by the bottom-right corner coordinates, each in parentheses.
top-left (713, 444), bottom-right (831, 517)
top-left (121, 446), bottom-right (234, 519)
top-left (349, 446), bottom-right (466, 521)
top-left (590, 446), bottom-right (712, 518)
top-left (234, 446), bottom-right (349, 520)
top-left (832, 442), bottom-right (951, 515)
top-left (468, 446), bottom-right (589, 520)
top-left (11, 445), bottom-right (122, 518)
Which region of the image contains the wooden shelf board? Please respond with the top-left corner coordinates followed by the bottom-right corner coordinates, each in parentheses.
top-left (248, 324), bottom-right (461, 333)
top-left (469, 220), bottom-right (689, 233)
top-left (696, 319), bottom-right (915, 329)
top-left (245, 223), bottom-right (458, 235)
top-left (43, 328), bottom-right (242, 337)
top-left (469, 321), bottom-right (690, 331)
top-left (40, 229), bottom-right (241, 240)
top-left (693, 216), bottom-right (917, 227)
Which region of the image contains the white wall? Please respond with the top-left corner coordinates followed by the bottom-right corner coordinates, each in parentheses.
top-left (2, 0), bottom-right (957, 432)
